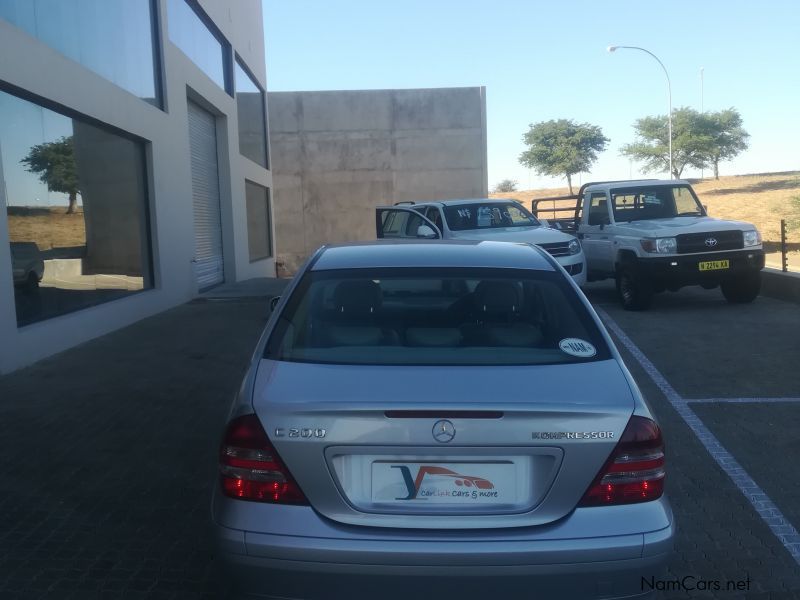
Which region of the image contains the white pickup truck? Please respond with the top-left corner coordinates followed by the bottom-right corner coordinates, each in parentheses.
top-left (375, 198), bottom-right (587, 285)
top-left (533, 179), bottom-right (765, 310)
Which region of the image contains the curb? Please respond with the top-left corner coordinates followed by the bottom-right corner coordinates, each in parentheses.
top-left (761, 268), bottom-right (800, 305)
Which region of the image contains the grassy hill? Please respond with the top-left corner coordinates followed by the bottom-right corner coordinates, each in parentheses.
top-left (493, 172), bottom-right (800, 270)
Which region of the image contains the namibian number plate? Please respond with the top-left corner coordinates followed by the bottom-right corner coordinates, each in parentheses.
top-left (698, 260), bottom-right (730, 272)
top-left (371, 461), bottom-right (516, 505)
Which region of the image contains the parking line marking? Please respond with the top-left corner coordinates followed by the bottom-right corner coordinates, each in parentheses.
top-left (687, 398), bottom-right (800, 404)
top-left (597, 308), bottom-right (800, 565)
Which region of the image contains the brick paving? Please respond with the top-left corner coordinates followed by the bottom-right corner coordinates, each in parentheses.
top-left (591, 283), bottom-right (800, 599)
top-left (0, 297), bottom-right (277, 599)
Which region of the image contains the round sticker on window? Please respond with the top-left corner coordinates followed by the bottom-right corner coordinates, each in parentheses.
top-left (559, 338), bottom-right (596, 358)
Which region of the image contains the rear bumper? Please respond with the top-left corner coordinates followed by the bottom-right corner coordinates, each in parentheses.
top-left (633, 249), bottom-right (764, 289)
top-left (213, 496), bottom-right (673, 600)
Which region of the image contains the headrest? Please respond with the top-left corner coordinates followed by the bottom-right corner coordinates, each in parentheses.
top-left (333, 280), bottom-right (382, 314)
top-left (473, 280), bottom-right (521, 313)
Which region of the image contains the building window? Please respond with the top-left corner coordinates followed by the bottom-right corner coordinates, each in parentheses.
top-left (235, 59), bottom-right (268, 168)
top-left (245, 181), bottom-right (272, 261)
top-left (1, 88), bottom-right (153, 327)
top-left (0, 0), bottom-right (162, 107)
top-left (167, 0), bottom-right (231, 94)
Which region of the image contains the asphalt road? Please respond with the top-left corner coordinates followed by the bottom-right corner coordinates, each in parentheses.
top-left (0, 280), bottom-right (798, 599)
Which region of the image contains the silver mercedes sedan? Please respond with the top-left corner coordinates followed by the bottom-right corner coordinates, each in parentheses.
top-left (212, 240), bottom-right (673, 600)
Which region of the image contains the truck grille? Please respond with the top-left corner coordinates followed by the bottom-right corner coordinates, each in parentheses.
top-left (538, 241), bottom-right (572, 257)
top-left (676, 230), bottom-right (743, 254)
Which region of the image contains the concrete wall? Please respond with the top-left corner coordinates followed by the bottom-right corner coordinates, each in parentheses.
top-left (268, 87), bottom-right (488, 273)
top-left (0, 0), bottom-right (273, 374)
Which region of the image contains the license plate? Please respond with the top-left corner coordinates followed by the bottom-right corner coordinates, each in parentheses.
top-left (698, 260), bottom-right (730, 271)
top-left (371, 461), bottom-right (517, 505)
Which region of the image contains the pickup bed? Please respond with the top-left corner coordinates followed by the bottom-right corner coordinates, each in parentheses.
top-left (533, 179), bottom-right (764, 310)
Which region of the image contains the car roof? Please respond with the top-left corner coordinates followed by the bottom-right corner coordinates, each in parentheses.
top-left (311, 240), bottom-right (556, 272)
top-left (401, 198), bottom-right (523, 207)
top-left (584, 179), bottom-right (691, 191)
top-left (429, 198), bottom-right (524, 206)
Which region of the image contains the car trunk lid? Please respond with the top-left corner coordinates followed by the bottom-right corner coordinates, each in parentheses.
top-left (252, 358), bottom-right (635, 529)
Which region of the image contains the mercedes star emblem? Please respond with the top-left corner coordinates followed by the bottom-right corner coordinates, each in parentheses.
top-left (432, 419), bottom-right (456, 443)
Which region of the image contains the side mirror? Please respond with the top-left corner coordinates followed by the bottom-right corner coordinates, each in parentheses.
top-left (269, 296), bottom-right (280, 312)
top-left (416, 224), bottom-right (439, 239)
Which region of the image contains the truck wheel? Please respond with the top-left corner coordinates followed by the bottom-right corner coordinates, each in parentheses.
top-left (616, 268), bottom-right (653, 311)
top-left (721, 272), bottom-right (760, 304)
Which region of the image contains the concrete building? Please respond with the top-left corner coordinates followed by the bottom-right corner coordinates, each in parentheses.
top-left (0, 0), bottom-right (275, 374)
top-left (269, 87), bottom-right (488, 273)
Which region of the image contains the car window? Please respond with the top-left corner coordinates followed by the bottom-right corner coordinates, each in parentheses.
top-left (443, 203), bottom-right (540, 231)
top-left (265, 268), bottom-right (610, 366)
top-left (587, 193), bottom-right (609, 226)
top-left (610, 185), bottom-right (703, 222)
top-left (424, 206), bottom-right (444, 231)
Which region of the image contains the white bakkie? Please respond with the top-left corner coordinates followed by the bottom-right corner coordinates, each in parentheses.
top-left (535, 179), bottom-right (765, 310)
top-left (376, 199), bottom-right (587, 285)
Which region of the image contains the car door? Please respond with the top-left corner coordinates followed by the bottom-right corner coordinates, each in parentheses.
top-left (578, 191), bottom-right (615, 275)
top-left (376, 206), bottom-right (441, 239)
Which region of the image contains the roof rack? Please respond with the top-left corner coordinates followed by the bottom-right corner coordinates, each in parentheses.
top-left (393, 201), bottom-right (416, 206)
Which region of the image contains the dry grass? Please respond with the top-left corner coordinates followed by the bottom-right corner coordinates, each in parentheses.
top-left (6, 206), bottom-right (86, 250)
top-left (493, 172), bottom-right (800, 270)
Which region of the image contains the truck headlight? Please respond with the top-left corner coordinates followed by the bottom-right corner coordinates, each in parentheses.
top-left (640, 237), bottom-right (677, 254)
top-left (568, 238), bottom-right (581, 255)
top-left (743, 230), bottom-right (761, 247)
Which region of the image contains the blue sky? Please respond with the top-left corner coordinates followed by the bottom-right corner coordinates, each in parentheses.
top-left (262, 0), bottom-right (800, 190)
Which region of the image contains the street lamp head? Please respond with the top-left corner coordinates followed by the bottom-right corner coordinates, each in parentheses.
top-left (607, 45), bottom-right (618, 52)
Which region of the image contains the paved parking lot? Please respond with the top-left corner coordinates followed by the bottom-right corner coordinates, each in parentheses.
top-left (584, 283), bottom-right (800, 599)
top-left (0, 279), bottom-right (798, 599)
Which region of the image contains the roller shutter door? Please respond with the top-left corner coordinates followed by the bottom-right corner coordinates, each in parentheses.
top-left (188, 101), bottom-right (224, 289)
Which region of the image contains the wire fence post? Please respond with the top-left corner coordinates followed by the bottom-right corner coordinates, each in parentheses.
top-left (781, 219), bottom-right (788, 272)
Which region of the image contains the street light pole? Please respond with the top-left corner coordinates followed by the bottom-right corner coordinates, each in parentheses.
top-left (608, 45), bottom-right (673, 179)
top-left (700, 67), bottom-right (704, 179)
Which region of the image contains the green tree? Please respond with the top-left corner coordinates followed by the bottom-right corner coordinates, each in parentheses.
top-left (493, 179), bottom-right (518, 193)
top-left (20, 136), bottom-right (80, 214)
top-left (519, 119), bottom-right (608, 194)
top-left (621, 107), bottom-right (713, 179)
top-left (704, 108), bottom-right (749, 180)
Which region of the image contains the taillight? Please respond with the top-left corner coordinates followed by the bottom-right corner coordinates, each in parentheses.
top-left (579, 415), bottom-right (665, 506)
top-left (219, 414), bottom-right (308, 504)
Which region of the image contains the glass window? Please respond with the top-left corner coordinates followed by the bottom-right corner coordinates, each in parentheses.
top-left (587, 192), bottom-right (610, 226)
top-left (167, 0), bottom-right (230, 93)
top-left (265, 268), bottom-right (610, 366)
top-left (0, 0), bottom-right (161, 107)
top-left (1, 89), bottom-right (153, 327)
top-left (443, 202), bottom-right (540, 231)
top-left (610, 185), bottom-right (704, 222)
top-left (235, 60), bottom-right (268, 168)
top-left (245, 181), bottom-right (272, 261)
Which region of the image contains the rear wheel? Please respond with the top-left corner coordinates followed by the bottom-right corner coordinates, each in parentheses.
top-left (721, 271), bottom-right (760, 303)
top-left (616, 267), bottom-right (653, 311)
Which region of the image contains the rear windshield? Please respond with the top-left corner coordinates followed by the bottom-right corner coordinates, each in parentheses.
top-left (443, 202), bottom-right (540, 231)
top-left (265, 268), bottom-right (611, 366)
top-left (610, 185), bottom-right (704, 222)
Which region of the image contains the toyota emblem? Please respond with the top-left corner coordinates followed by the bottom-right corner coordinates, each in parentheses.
top-left (432, 420), bottom-right (456, 443)
top-left (704, 237), bottom-right (718, 248)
